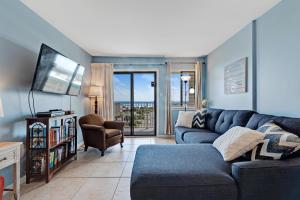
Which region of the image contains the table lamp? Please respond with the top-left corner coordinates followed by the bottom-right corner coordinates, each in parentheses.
top-left (88, 86), bottom-right (103, 114)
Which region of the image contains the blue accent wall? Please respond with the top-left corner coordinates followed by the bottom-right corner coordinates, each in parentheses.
top-left (207, 24), bottom-right (253, 110)
top-left (0, 0), bottom-right (91, 186)
top-left (207, 0), bottom-right (299, 118)
top-left (256, 0), bottom-right (300, 117)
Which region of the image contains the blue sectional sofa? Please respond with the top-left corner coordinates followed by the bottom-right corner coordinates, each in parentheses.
top-left (130, 108), bottom-right (300, 200)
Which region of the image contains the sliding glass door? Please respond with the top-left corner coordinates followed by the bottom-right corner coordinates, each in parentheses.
top-left (113, 72), bottom-right (156, 136)
top-left (113, 73), bottom-right (132, 135)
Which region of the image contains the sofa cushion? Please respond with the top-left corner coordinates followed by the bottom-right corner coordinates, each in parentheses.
top-left (131, 144), bottom-right (238, 200)
top-left (174, 127), bottom-right (202, 144)
top-left (274, 117), bottom-right (300, 137)
top-left (183, 130), bottom-right (219, 144)
top-left (192, 109), bottom-right (207, 129)
top-left (251, 122), bottom-right (300, 160)
top-left (215, 110), bottom-right (255, 134)
top-left (105, 129), bottom-right (121, 138)
top-left (213, 126), bottom-right (264, 161)
top-left (175, 111), bottom-right (195, 128)
top-left (205, 108), bottom-right (223, 132)
top-left (245, 113), bottom-right (276, 130)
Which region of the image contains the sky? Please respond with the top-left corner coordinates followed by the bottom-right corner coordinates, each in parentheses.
top-left (114, 73), bottom-right (155, 102)
top-left (113, 73), bottom-right (188, 103)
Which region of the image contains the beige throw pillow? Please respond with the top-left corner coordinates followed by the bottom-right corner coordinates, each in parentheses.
top-left (213, 126), bottom-right (265, 161)
top-left (175, 111), bottom-right (196, 128)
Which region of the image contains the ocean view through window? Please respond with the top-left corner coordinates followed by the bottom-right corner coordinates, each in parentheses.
top-left (113, 72), bottom-right (156, 136)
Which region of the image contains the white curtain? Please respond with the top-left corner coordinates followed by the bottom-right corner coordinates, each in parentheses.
top-left (165, 63), bottom-right (173, 135)
top-left (91, 63), bottom-right (114, 120)
top-left (195, 61), bottom-right (202, 110)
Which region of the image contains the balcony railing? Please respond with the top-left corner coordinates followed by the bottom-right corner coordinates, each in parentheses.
top-left (113, 101), bottom-right (154, 129)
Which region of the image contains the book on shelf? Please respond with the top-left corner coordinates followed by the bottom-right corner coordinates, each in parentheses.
top-left (49, 126), bottom-right (61, 147)
top-left (49, 145), bottom-right (68, 169)
top-left (65, 119), bottom-right (76, 138)
top-left (49, 126), bottom-right (71, 147)
top-left (49, 119), bottom-right (76, 147)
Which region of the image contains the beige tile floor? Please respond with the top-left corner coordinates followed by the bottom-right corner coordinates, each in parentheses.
top-left (17, 137), bottom-right (175, 200)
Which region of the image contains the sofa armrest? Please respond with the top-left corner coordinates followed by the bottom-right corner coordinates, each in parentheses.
top-left (232, 159), bottom-right (300, 200)
top-left (104, 121), bottom-right (125, 130)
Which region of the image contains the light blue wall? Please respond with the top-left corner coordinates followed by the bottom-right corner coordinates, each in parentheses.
top-left (207, 24), bottom-right (253, 110)
top-left (207, 0), bottom-right (300, 118)
top-left (93, 56), bottom-right (206, 134)
top-left (256, 0), bottom-right (300, 117)
top-left (0, 0), bottom-right (91, 185)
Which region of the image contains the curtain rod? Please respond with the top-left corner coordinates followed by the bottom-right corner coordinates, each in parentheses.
top-left (93, 61), bottom-right (205, 65)
top-left (108, 61), bottom-right (203, 65)
top-left (112, 63), bottom-right (165, 65)
top-left (166, 62), bottom-right (199, 64)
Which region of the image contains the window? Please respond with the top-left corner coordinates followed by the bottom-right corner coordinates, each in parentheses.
top-left (171, 71), bottom-right (195, 107)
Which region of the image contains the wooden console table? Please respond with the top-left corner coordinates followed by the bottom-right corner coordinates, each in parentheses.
top-left (0, 142), bottom-right (22, 200)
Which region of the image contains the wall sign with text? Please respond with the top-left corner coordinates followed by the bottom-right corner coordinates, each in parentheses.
top-left (224, 58), bottom-right (248, 94)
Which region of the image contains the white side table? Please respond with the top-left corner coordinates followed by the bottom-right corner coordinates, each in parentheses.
top-left (0, 142), bottom-right (22, 200)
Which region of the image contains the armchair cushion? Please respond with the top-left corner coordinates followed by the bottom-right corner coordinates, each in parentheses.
top-left (105, 129), bottom-right (122, 138)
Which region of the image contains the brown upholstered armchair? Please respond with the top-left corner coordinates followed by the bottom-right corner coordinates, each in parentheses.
top-left (79, 114), bottom-right (125, 156)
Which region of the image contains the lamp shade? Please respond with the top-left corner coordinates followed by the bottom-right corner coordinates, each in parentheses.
top-left (88, 86), bottom-right (103, 97)
top-left (0, 98), bottom-right (4, 117)
top-left (181, 75), bottom-right (191, 82)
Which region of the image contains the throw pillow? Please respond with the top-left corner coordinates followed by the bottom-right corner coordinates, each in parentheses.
top-left (213, 126), bottom-right (264, 161)
top-left (192, 109), bottom-right (207, 129)
top-left (175, 111), bottom-right (196, 128)
top-left (252, 122), bottom-right (300, 160)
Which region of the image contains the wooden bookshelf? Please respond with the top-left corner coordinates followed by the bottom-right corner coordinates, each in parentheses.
top-left (26, 114), bottom-right (77, 183)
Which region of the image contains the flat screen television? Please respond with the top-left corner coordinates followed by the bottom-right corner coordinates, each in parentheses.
top-left (31, 44), bottom-right (85, 96)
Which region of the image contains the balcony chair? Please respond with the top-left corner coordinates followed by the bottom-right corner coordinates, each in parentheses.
top-left (79, 114), bottom-right (125, 156)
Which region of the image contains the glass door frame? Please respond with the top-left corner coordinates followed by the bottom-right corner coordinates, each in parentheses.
top-left (114, 71), bottom-right (157, 136)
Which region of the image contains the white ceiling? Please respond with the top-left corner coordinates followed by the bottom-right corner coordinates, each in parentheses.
top-left (21, 0), bottom-right (281, 57)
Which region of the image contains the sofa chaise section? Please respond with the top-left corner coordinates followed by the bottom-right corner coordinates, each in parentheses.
top-left (132, 108), bottom-right (300, 200)
top-left (131, 144), bottom-right (237, 200)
